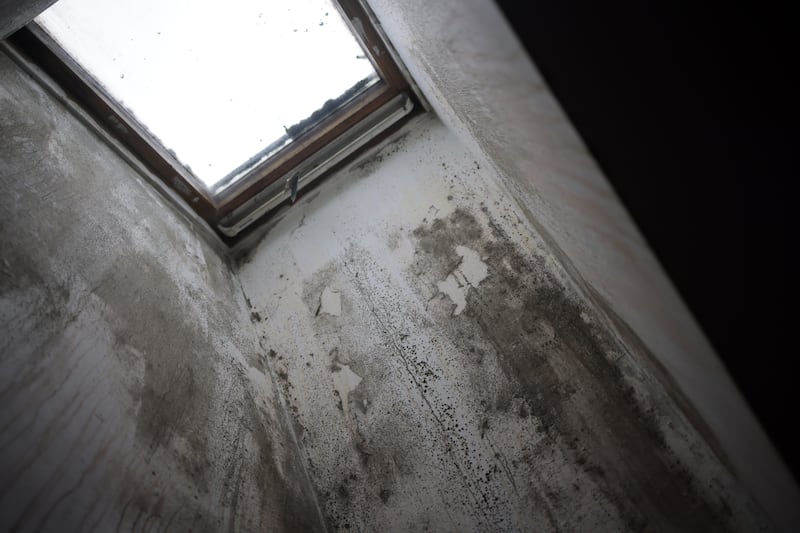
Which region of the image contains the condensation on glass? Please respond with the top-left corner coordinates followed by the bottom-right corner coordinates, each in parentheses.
top-left (36, 0), bottom-right (378, 190)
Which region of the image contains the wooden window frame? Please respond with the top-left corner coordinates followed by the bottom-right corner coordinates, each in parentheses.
top-left (5, 0), bottom-right (421, 244)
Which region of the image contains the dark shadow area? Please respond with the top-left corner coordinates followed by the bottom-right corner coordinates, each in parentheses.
top-left (493, 0), bottom-right (798, 480)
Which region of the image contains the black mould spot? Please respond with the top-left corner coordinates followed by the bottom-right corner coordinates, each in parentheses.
top-left (355, 440), bottom-right (371, 466)
top-left (409, 207), bottom-right (734, 531)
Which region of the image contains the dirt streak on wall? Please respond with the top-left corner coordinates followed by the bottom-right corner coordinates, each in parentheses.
top-left (0, 51), bottom-right (323, 532)
top-left (238, 116), bottom-right (768, 532)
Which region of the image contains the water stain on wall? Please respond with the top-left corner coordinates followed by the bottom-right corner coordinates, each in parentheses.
top-left (411, 207), bottom-right (735, 531)
top-left (1, 51), bottom-right (323, 532)
top-left (282, 202), bottom-right (752, 531)
top-left (93, 255), bottom-right (321, 532)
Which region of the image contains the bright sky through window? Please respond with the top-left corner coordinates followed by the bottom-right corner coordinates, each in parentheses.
top-left (36, 0), bottom-right (378, 189)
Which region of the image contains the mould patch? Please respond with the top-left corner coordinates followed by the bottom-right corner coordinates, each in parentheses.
top-left (409, 207), bottom-right (739, 532)
top-left (0, 50), bottom-right (324, 532)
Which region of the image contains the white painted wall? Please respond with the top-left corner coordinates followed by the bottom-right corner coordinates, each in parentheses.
top-left (4, 0), bottom-right (796, 529)
top-left (238, 115), bottom-right (768, 531)
top-left (0, 51), bottom-right (323, 532)
top-left (363, 1), bottom-right (800, 530)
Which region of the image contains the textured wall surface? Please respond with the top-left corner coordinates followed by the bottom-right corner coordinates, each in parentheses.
top-left (364, 1), bottom-right (800, 529)
top-left (3, 0), bottom-right (797, 529)
top-left (238, 116), bottom-right (768, 532)
top-left (0, 52), bottom-right (323, 532)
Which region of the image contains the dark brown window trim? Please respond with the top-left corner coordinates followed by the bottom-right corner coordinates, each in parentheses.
top-left (216, 81), bottom-right (401, 217)
top-left (5, 0), bottom-right (422, 244)
top-left (336, 0), bottom-right (407, 90)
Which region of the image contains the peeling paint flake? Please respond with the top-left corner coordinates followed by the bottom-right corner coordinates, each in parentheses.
top-left (331, 362), bottom-right (362, 421)
top-left (437, 245), bottom-right (488, 315)
top-left (318, 286), bottom-right (342, 316)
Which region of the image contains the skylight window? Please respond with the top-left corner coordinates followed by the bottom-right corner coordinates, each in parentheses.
top-left (7, 0), bottom-right (419, 240)
top-left (36, 0), bottom-right (379, 190)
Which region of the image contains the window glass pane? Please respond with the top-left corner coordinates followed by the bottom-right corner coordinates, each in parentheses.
top-left (36, 0), bottom-right (378, 189)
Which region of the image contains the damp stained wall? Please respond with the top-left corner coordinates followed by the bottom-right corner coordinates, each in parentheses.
top-left (2, 0), bottom-right (797, 530)
top-left (0, 51), bottom-right (323, 532)
top-left (237, 115), bottom-right (771, 532)
top-left (363, 1), bottom-right (800, 530)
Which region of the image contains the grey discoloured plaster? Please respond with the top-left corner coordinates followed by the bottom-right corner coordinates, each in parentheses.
top-left (365, 1), bottom-right (800, 529)
top-left (0, 52), bottom-right (323, 531)
top-left (2, 1), bottom-right (795, 528)
top-left (0, 0), bottom-right (55, 39)
top-left (411, 208), bottom-right (727, 531)
top-left (238, 117), bottom-right (768, 532)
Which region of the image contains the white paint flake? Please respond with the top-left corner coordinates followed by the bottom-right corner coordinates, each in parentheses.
top-left (319, 286), bottom-right (342, 316)
top-left (437, 245), bottom-right (488, 315)
top-left (331, 363), bottom-right (362, 422)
